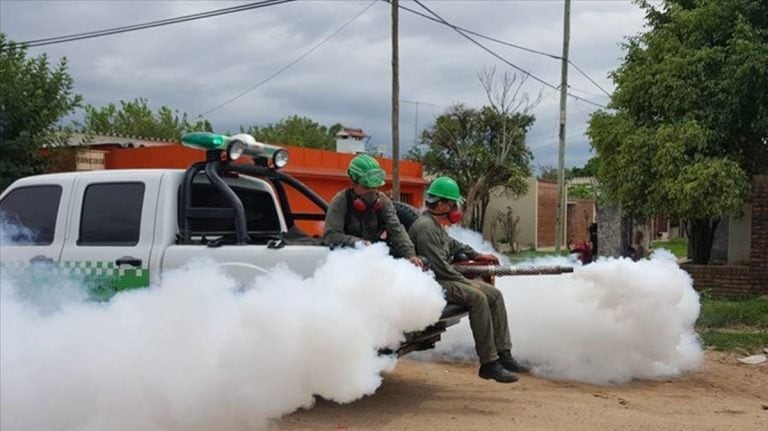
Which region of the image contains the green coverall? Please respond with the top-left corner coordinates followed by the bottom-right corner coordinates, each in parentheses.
top-left (323, 190), bottom-right (416, 259)
top-left (408, 213), bottom-right (512, 364)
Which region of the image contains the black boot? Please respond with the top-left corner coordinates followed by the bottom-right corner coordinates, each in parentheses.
top-left (478, 360), bottom-right (519, 383)
top-left (498, 350), bottom-right (530, 373)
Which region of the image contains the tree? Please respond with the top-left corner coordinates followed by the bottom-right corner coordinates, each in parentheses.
top-left (241, 116), bottom-right (344, 150)
top-left (0, 33), bottom-right (82, 189)
top-left (538, 165), bottom-right (575, 181)
top-left (571, 157), bottom-right (599, 178)
top-left (410, 69), bottom-right (538, 230)
top-left (587, 0), bottom-right (767, 264)
top-left (490, 206), bottom-right (520, 252)
top-left (82, 98), bottom-right (212, 142)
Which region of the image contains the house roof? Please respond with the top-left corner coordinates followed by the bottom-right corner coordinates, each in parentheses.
top-left (336, 127), bottom-right (367, 139)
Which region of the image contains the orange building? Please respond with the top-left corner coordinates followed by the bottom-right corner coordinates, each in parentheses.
top-left (103, 144), bottom-right (427, 235)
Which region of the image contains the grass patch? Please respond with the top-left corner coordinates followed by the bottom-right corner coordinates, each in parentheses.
top-left (697, 297), bottom-right (768, 329)
top-left (696, 297), bottom-right (768, 352)
top-left (507, 249), bottom-right (571, 263)
top-left (698, 330), bottom-right (768, 352)
top-left (651, 237), bottom-right (688, 258)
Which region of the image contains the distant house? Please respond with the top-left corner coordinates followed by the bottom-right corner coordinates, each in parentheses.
top-left (482, 177), bottom-right (596, 251)
top-left (334, 127), bottom-right (369, 154)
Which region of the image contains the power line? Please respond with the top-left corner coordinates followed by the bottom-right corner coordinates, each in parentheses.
top-left (198, 0), bottom-right (378, 117)
top-left (12, 0), bottom-right (295, 48)
top-left (389, 0), bottom-right (612, 104)
top-left (411, 0), bottom-right (606, 109)
top-left (568, 61), bottom-right (611, 97)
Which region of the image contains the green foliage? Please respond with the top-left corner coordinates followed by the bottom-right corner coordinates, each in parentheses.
top-left (82, 98), bottom-right (212, 142)
top-left (567, 184), bottom-right (595, 200)
top-left (587, 0), bottom-right (767, 262)
top-left (0, 33), bottom-right (82, 189)
top-left (536, 165), bottom-right (565, 181)
top-left (409, 103), bottom-right (534, 227)
top-left (571, 157), bottom-right (599, 178)
top-left (241, 116), bottom-right (343, 150)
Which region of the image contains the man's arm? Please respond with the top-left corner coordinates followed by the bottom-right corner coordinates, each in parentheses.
top-left (413, 224), bottom-right (466, 282)
top-left (448, 237), bottom-right (480, 260)
top-left (323, 192), bottom-right (362, 247)
top-left (380, 197), bottom-right (416, 258)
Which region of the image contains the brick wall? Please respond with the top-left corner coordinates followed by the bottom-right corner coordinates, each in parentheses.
top-left (749, 176), bottom-right (768, 286)
top-left (567, 199), bottom-right (595, 245)
top-left (680, 264), bottom-right (758, 297)
top-left (682, 176), bottom-right (768, 297)
top-left (537, 181), bottom-right (558, 248)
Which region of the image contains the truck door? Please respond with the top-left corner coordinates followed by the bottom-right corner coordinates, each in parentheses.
top-left (0, 179), bottom-right (74, 267)
top-left (61, 174), bottom-right (160, 298)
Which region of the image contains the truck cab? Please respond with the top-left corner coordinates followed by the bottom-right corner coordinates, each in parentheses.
top-left (0, 132), bottom-right (465, 355)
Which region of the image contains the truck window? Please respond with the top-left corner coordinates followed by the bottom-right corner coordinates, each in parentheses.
top-left (0, 185), bottom-right (62, 245)
top-left (190, 184), bottom-right (280, 234)
top-left (79, 183), bottom-right (145, 246)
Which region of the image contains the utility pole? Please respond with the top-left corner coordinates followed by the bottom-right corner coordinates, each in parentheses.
top-left (391, 0), bottom-right (401, 201)
top-left (555, 0), bottom-right (571, 253)
top-left (414, 101), bottom-right (419, 148)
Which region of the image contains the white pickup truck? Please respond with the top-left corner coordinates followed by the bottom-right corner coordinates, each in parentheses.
top-left (0, 133), bottom-right (467, 355)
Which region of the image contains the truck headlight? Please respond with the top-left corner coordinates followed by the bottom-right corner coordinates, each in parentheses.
top-left (273, 149), bottom-right (289, 168)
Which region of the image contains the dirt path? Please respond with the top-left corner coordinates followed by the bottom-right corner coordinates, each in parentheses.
top-left (278, 351), bottom-right (767, 431)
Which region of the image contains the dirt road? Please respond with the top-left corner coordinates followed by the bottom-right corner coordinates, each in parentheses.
top-left (278, 351), bottom-right (767, 430)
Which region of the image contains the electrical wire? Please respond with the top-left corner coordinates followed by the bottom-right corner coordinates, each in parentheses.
top-left (12, 0), bottom-right (295, 48)
top-left (389, 0), bottom-right (612, 104)
top-left (198, 0), bottom-right (378, 117)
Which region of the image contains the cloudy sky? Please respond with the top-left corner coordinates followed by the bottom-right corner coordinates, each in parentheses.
top-left (1, 0), bottom-right (651, 169)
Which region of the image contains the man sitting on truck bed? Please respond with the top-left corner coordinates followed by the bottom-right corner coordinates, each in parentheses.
top-left (408, 176), bottom-right (528, 383)
top-left (323, 154), bottom-right (423, 268)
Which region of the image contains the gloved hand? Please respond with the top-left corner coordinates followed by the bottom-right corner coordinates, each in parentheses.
top-left (474, 253), bottom-right (499, 265)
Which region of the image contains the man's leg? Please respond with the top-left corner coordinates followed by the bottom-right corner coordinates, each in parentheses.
top-left (443, 280), bottom-right (518, 383)
top-left (443, 280), bottom-right (497, 363)
top-left (471, 280), bottom-right (511, 353)
top-left (472, 280), bottom-right (529, 373)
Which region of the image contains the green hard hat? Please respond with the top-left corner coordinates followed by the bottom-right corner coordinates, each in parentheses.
top-left (348, 154), bottom-right (386, 188)
top-left (426, 176), bottom-right (464, 203)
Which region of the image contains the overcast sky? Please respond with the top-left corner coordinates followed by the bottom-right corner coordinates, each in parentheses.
top-left (1, 0), bottom-right (651, 169)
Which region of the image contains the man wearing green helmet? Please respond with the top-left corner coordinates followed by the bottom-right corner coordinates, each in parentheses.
top-left (409, 176), bottom-right (527, 383)
top-left (323, 154), bottom-right (423, 267)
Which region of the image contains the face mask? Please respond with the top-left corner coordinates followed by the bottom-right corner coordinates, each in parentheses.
top-left (431, 201), bottom-right (462, 224)
top-left (447, 208), bottom-right (462, 224)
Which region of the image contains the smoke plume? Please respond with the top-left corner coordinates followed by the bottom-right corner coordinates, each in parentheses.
top-left (428, 228), bottom-right (703, 384)
top-left (0, 243), bottom-right (445, 431)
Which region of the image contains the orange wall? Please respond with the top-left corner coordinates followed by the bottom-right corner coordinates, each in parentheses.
top-left (104, 144), bottom-right (427, 236)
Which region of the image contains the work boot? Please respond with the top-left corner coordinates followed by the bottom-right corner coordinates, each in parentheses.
top-left (498, 350), bottom-right (530, 373)
top-left (478, 360), bottom-right (519, 383)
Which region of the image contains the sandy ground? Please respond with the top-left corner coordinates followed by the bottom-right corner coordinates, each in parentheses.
top-left (277, 351), bottom-right (767, 431)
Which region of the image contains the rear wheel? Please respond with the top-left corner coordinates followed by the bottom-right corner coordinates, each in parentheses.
top-left (393, 201), bottom-right (421, 231)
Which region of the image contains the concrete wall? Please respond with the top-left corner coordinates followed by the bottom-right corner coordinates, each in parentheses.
top-left (596, 204), bottom-right (632, 258)
top-left (483, 178), bottom-right (537, 250)
top-left (710, 219), bottom-right (729, 264)
top-left (728, 204), bottom-right (752, 264)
